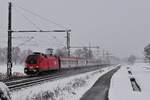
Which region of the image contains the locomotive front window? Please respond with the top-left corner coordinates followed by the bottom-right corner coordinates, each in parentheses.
top-left (26, 55), bottom-right (37, 64)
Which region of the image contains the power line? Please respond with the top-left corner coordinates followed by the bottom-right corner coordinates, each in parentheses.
top-left (16, 36), bottom-right (34, 47)
top-left (14, 4), bottom-right (67, 29)
top-left (13, 7), bottom-right (42, 30)
top-left (12, 36), bottom-right (33, 39)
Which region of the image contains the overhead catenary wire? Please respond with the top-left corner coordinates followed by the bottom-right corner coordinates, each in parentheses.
top-left (11, 3), bottom-right (67, 48)
top-left (16, 36), bottom-right (34, 47)
top-left (13, 7), bottom-right (42, 30)
top-left (12, 36), bottom-right (33, 39)
top-left (35, 35), bottom-right (66, 48)
top-left (13, 3), bottom-right (68, 30)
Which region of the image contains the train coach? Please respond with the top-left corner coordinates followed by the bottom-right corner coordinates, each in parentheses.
top-left (24, 52), bottom-right (99, 75)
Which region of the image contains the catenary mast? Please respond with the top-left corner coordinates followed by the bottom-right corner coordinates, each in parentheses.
top-left (7, 1), bottom-right (12, 78)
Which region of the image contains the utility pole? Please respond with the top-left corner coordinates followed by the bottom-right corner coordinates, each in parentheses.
top-left (66, 30), bottom-right (71, 57)
top-left (7, 2), bottom-right (12, 78)
top-left (88, 43), bottom-right (91, 59)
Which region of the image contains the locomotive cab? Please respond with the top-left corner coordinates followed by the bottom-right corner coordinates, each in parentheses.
top-left (24, 52), bottom-right (60, 75)
top-left (24, 54), bottom-right (40, 74)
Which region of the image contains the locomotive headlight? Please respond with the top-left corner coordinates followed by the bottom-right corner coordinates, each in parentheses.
top-left (24, 69), bottom-right (27, 72)
top-left (36, 66), bottom-right (39, 68)
top-left (33, 69), bottom-right (37, 72)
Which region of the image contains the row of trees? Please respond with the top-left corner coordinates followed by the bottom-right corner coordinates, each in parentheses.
top-left (144, 44), bottom-right (150, 62)
top-left (0, 46), bottom-right (121, 65)
top-left (55, 47), bottom-right (93, 59)
top-left (140, 43), bottom-right (150, 63)
top-left (0, 47), bottom-right (32, 64)
top-left (0, 46), bottom-right (94, 65)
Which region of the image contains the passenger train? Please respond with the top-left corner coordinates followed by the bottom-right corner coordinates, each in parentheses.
top-left (24, 52), bottom-right (100, 75)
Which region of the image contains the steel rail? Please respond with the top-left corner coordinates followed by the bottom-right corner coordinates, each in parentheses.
top-left (5, 65), bottom-right (108, 91)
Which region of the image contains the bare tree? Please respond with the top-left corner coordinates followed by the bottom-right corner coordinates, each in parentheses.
top-left (74, 49), bottom-right (83, 57)
top-left (128, 55), bottom-right (136, 64)
top-left (0, 48), bottom-right (7, 64)
top-left (144, 44), bottom-right (150, 63)
top-left (12, 47), bottom-right (21, 64)
top-left (54, 47), bottom-right (68, 57)
top-left (73, 47), bottom-right (93, 59)
top-left (20, 49), bottom-right (33, 64)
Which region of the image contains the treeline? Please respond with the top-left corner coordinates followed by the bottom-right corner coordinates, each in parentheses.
top-left (55, 47), bottom-right (94, 59)
top-left (0, 46), bottom-right (94, 65)
top-left (0, 46), bottom-right (95, 64)
top-left (0, 47), bottom-right (33, 64)
top-left (0, 46), bottom-right (120, 65)
top-left (144, 44), bottom-right (150, 63)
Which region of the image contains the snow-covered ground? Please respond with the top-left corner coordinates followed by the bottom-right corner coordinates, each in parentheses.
top-left (109, 63), bottom-right (150, 100)
top-left (0, 82), bottom-right (11, 100)
top-left (10, 66), bottom-right (117, 100)
top-left (0, 64), bottom-right (25, 76)
top-left (0, 64), bottom-right (25, 80)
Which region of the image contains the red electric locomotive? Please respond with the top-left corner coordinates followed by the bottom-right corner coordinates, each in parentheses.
top-left (24, 52), bottom-right (60, 75)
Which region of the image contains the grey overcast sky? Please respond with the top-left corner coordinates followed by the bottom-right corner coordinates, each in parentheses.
top-left (0, 0), bottom-right (150, 58)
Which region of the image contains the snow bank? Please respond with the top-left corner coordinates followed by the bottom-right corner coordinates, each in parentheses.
top-left (11, 66), bottom-right (116, 100)
top-left (0, 82), bottom-right (11, 100)
top-left (0, 64), bottom-right (25, 75)
top-left (109, 63), bottom-right (150, 100)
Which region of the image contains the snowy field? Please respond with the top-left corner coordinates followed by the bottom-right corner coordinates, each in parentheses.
top-left (0, 64), bottom-right (25, 76)
top-left (109, 63), bottom-right (150, 100)
top-left (10, 66), bottom-right (117, 100)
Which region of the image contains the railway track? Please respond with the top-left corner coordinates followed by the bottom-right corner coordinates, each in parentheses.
top-left (4, 65), bottom-right (107, 91)
top-left (6, 73), bottom-right (64, 91)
